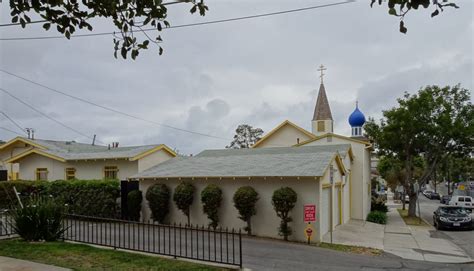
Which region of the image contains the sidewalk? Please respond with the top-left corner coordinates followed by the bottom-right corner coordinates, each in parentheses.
top-left (322, 204), bottom-right (472, 263)
top-left (0, 256), bottom-right (70, 271)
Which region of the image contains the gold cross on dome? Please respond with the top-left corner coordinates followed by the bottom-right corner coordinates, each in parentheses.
top-left (317, 64), bottom-right (327, 83)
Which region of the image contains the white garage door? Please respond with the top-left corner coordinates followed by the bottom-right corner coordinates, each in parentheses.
top-left (321, 188), bottom-right (330, 236)
top-left (335, 187), bottom-right (341, 226)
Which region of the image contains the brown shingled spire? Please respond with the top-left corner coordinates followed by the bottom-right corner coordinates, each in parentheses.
top-left (312, 83), bottom-right (333, 121)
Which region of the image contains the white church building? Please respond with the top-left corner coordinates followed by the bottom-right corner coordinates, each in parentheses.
top-left (133, 69), bottom-right (372, 243)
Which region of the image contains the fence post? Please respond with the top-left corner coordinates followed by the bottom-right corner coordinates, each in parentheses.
top-left (239, 229), bottom-right (242, 269)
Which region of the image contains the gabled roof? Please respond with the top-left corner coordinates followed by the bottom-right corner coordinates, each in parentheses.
top-left (3, 137), bottom-right (176, 163)
top-left (294, 133), bottom-right (372, 147)
top-left (313, 83), bottom-right (333, 121)
top-left (132, 144), bottom-right (349, 180)
top-left (251, 120), bottom-right (316, 148)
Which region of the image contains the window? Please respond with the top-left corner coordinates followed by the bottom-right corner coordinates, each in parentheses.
top-left (317, 121), bottom-right (325, 132)
top-left (36, 168), bottom-right (48, 181)
top-left (65, 168), bottom-right (76, 180)
top-left (104, 166), bottom-right (119, 179)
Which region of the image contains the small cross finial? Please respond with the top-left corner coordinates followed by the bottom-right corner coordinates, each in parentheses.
top-left (317, 64), bottom-right (327, 84)
top-left (356, 100), bottom-right (359, 108)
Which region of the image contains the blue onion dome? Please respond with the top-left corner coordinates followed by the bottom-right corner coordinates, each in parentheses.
top-left (348, 103), bottom-right (366, 127)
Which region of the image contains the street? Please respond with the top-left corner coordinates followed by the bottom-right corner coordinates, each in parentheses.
top-left (417, 188), bottom-right (474, 259)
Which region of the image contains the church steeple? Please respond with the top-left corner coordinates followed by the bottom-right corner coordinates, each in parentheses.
top-left (312, 65), bottom-right (334, 136)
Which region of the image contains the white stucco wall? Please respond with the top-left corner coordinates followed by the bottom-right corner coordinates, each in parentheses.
top-left (254, 124), bottom-right (314, 148)
top-left (139, 177), bottom-right (324, 243)
top-left (299, 135), bottom-right (371, 220)
top-left (0, 142), bottom-right (35, 179)
top-left (138, 150), bottom-right (174, 172)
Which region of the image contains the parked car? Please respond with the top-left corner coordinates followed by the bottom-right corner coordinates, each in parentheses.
top-left (423, 190), bottom-right (433, 198)
top-left (449, 196), bottom-right (473, 208)
top-left (405, 194), bottom-right (410, 203)
top-left (440, 195), bottom-right (452, 205)
top-left (433, 206), bottom-right (473, 230)
top-left (429, 192), bottom-right (441, 200)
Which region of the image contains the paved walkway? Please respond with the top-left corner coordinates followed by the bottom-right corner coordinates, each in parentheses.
top-left (0, 256), bottom-right (69, 271)
top-left (322, 206), bottom-right (472, 263)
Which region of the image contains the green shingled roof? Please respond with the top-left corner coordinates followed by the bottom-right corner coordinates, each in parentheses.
top-left (132, 144), bottom-right (350, 179)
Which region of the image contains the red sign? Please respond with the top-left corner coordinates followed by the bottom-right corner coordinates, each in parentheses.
top-left (304, 204), bottom-right (316, 222)
top-left (305, 227), bottom-right (313, 237)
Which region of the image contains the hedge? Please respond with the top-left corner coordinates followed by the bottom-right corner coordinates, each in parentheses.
top-left (0, 180), bottom-right (120, 218)
top-left (366, 211), bottom-right (387, 224)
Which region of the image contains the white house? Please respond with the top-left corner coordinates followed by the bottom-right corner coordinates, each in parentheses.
top-left (0, 137), bottom-right (176, 181)
top-left (133, 74), bottom-right (372, 242)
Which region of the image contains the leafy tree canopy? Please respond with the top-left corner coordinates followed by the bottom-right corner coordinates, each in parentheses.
top-left (226, 124), bottom-right (264, 149)
top-left (371, 0), bottom-right (459, 34)
top-left (201, 184), bottom-right (222, 229)
top-left (233, 186), bottom-right (259, 235)
top-left (8, 0), bottom-right (208, 59)
top-left (173, 181), bottom-right (195, 225)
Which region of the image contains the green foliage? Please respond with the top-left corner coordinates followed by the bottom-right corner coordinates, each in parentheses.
top-left (233, 186), bottom-right (259, 235)
top-left (12, 197), bottom-right (67, 241)
top-left (365, 85), bottom-right (473, 216)
top-left (9, 1), bottom-right (208, 59)
top-left (226, 124), bottom-right (264, 149)
top-left (0, 180), bottom-right (120, 218)
top-left (146, 184), bottom-right (170, 224)
top-left (201, 184), bottom-right (222, 229)
top-left (127, 190), bottom-right (143, 222)
top-left (371, 197), bottom-right (388, 213)
top-left (370, 0), bottom-right (459, 34)
top-left (271, 187), bottom-right (297, 241)
top-left (173, 181), bottom-right (195, 225)
top-left (366, 211), bottom-right (387, 225)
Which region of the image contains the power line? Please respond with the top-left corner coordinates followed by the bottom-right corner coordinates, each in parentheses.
top-left (0, 1), bottom-right (355, 41)
top-left (0, 111), bottom-right (27, 134)
top-left (0, 20), bottom-right (47, 27)
top-left (0, 126), bottom-right (24, 136)
top-left (0, 87), bottom-right (105, 144)
top-left (0, 69), bottom-right (230, 141)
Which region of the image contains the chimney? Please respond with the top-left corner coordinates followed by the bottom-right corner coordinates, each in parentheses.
top-left (92, 134), bottom-right (96, 146)
top-left (297, 138), bottom-right (300, 144)
top-left (115, 142), bottom-right (119, 148)
top-left (108, 144), bottom-right (111, 150)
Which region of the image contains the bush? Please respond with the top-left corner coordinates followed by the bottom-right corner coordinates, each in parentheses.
top-left (0, 180), bottom-right (120, 218)
top-left (173, 181), bottom-right (195, 225)
top-left (371, 197), bottom-right (388, 213)
top-left (127, 190), bottom-right (143, 221)
top-left (12, 197), bottom-right (67, 241)
top-left (233, 186), bottom-right (259, 235)
top-left (201, 184), bottom-right (222, 229)
top-left (146, 184), bottom-right (170, 224)
top-left (366, 211), bottom-right (387, 224)
top-left (272, 187), bottom-right (297, 241)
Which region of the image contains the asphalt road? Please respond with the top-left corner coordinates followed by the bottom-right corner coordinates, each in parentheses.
top-left (64, 219), bottom-right (474, 271)
top-left (417, 190), bottom-right (474, 259)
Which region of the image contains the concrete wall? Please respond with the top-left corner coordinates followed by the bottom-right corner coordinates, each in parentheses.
top-left (16, 154), bottom-right (139, 180)
top-left (254, 124), bottom-right (314, 148)
top-left (140, 176), bottom-right (323, 243)
top-left (138, 150), bottom-right (173, 172)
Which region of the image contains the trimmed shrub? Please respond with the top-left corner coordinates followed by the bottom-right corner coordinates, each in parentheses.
top-left (201, 184), bottom-right (222, 229)
top-left (146, 184), bottom-right (170, 224)
top-left (0, 180), bottom-right (120, 218)
top-left (173, 181), bottom-right (195, 225)
top-left (233, 186), bottom-right (259, 235)
top-left (366, 211), bottom-right (387, 224)
top-left (127, 190), bottom-right (143, 221)
top-left (12, 197), bottom-right (67, 241)
top-left (371, 197), bottom-right (388, 213)
top-left (272, 187), bottom-right (297, 241)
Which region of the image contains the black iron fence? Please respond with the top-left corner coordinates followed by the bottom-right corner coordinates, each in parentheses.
top-left (0, 210), bottom-right (14, 237)
top-left (64, 214), bottom-right (243, 268)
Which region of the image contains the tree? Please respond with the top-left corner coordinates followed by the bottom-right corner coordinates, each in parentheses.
top-left (226, 124), bottom-right (264, 149)
top-left (365, 85), bottom-right (473, 217)
top-left (127, 190), bottom-right (143, 221)
top-left (233, 186), bottom-right (259, 235)
top-left (8, 1), bottom-right (208, 60)
top-left (173, 181), bottom-right (195, 225)
top-left (271, 187), bottom-right (297, 241)
top-left (201, 184), bottom-right (222, 229)
top-left (145, 183), bottom-right (170, 224)
top-left (370, 0), bottom-right (459, 34)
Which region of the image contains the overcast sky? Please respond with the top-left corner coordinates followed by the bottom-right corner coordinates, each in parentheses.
top-left (0, 0), bottom-right (472, 154)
